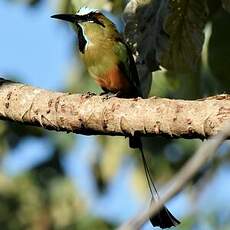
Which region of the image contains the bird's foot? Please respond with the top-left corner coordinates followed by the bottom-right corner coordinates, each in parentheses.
top-left (82, 91), bottom-right (96, 99)
top-left (86, 91), bottom-right (96, 96)
top-left (100, 92), bottom-right (120, 101)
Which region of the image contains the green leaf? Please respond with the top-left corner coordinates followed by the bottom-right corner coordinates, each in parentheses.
top-left (208, 8), bottom-right (230, 91)
top-left (124, 0), bottom-right (168, 72)
top-left (160, 0), bottom-right (208, 72)
top-left (124, 0), bottom-right (169, 97)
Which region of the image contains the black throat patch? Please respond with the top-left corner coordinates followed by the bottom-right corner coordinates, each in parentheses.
top-left (77, 25), bottom-right (87, 54)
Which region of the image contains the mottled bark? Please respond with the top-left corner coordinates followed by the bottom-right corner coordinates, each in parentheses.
top-left (0, 78), bottom-right (229, 139)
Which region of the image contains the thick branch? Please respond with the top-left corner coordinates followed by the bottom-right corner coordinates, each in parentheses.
top-left (0, 78), bottom-right (230, 138)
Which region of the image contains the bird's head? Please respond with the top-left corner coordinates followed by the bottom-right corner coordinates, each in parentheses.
top-left (51, 7), bottom-right (119, 53)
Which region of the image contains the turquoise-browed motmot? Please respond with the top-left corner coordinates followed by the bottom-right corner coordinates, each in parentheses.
top-left (51, 7), bottom-right (180, 229)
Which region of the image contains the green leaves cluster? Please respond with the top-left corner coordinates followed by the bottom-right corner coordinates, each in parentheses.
top-left (125, 0), bottom-right (230, 74)
top-left (161, 0), bottom-right (208, 72)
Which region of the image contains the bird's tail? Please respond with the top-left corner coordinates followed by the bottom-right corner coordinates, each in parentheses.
top-left (129, 136), bottom-right (180, 229)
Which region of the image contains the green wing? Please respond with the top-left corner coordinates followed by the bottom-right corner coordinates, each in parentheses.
top-left (113, 41), bottom-right (143, 97)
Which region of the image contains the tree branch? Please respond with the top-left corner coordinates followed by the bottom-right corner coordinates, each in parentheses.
top-left (117, 122), bottom-right (230, 230)
top-left (0, 77), bottom-right (229, 139)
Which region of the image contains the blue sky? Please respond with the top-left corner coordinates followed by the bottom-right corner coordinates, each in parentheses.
top-left (1, 1), bottom-right (230, 230)
top-left (0, 0), bottom-right (72, 89)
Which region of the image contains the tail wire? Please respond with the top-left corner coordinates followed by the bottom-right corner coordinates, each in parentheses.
top-left (138, 142), bottom-right (160, 200)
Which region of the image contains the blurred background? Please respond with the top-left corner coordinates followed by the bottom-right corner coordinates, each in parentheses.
top-left (0, 0), bottom-right (230, 229)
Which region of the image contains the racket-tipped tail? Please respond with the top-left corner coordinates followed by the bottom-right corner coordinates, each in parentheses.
top-left (150, 205), bottom-right (180, 229)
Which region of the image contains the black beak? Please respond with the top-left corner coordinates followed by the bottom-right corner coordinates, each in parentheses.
top-left (51, 14), bottom-right (83, 24)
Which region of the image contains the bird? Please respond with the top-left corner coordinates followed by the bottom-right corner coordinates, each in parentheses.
top-left (51, 7), bottom-right (180, 229)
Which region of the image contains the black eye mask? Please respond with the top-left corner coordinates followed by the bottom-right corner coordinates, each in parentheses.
top-left (83, 12), bottom-right (105, 28)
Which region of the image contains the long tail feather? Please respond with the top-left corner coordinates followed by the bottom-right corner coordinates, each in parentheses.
top-left (129, 136), bottom-right (180, 229)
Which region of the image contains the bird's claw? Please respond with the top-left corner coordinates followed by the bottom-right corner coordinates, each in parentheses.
top-left (82, 91), bottom-right (96, 99)
top-left (101, 92), bottom-right (120, 101)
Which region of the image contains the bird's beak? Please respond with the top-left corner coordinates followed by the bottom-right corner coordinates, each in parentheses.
top-left (51, 14), bottom-right (83, 24)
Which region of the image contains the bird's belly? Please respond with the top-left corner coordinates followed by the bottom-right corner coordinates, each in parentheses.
top-left (82, 48), bottom-right (132, 94)
top-left (89, 65), bottom-right (131, 94)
